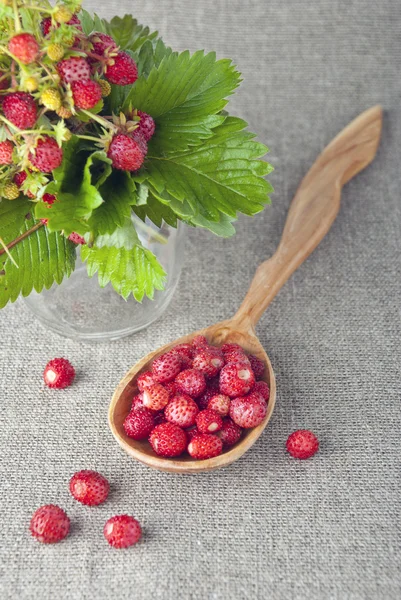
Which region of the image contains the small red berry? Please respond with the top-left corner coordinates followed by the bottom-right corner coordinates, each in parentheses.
top-left (196, 409), bottom-right (223, 433)
top-left (43, 192), bottom-right (56, 205)
top-left (253, 380), bottom-right (270, 401)
top-left (69, 470), bottom-right (109, 506)
top-left (152, 352), bottom-right (182, 383)
top-left (137, 370), bottom-right (155, 392)
top-left (14, 171), bottom-right (34, 198)
top-left (136, 110), bottom-right (156, 141)
top-left (42, 15), bottom-right (82, 37)
top-left (43, 357), bottom-right (75, 389)
top-left (105, 51), bottom-right (138, 85)
top-left (29, 136), bottom-right (63, 173)
top-left (153, 411), bottom-right (167, 426)
top-left (186, 427), bottom-right (200, 442)
top-left (286, 430), bottom-right (319, 460)
top-left (163, 381), bottom-right (178, 398)
top-left (207, 394), bottom-right (230, 417)
top-left (107, 133), bottom-right (145, 172)
top-left (3, 92), bottom-right (37, 129)
top-left (57, 57), bottom-right (91, 83)
top-left (123, 408), bottom-right (155, 440)
top-left (193, 348), bottom-right (225, 378)
top-left (165, 394), bottom-right (199, 428)
top-left (131, 393), bottom-right (145, 410)
top-left (142, 383), bottom-right (170, 411)
top-left (0, 140), bottom-right (14, 165)
top-left (188, 433), bottom-right (223, 460)
top-left (30, 505), bottom-right (70, 544)
top-left (149, 422), bottom-right (187, 457)
top-left (192, 335), bottom-right (208, 349)
top-left (221, 343), bottom-right (243, 355)
top-left (219, 362), bottom-right (255, 398)
top-left (90, 32), bottom-right (117, 55)
top-left (71, 79), bottom-right (102, 110)
top-left (218, 418), bottom-right (242, 447)
top-left (68, 232), bottom-right (86, 245)
top-left (197, 386), bottom-right (219, 410)
top-left (8, 33), bottom-right (39, 64)
top-left (229, 392), bottom-right (267, 428)
top-left (175, 368), bottom-right (206, 398)
top-left (104, 515), bottom-right (142, 548)
top-left (169, 343), bottom-right (194, 369)
top-left (248, 354), bottom-right (265, 380)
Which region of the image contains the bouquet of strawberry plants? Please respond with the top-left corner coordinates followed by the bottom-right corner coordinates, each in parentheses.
top-left (0, 0), bottom-right (273, 309)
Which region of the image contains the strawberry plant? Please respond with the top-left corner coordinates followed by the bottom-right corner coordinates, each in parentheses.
top-left (0, 0), bottom-right (273, 309)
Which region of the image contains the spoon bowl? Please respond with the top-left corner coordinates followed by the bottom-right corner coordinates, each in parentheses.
top-left (109, 105), bottom-right (382, 473)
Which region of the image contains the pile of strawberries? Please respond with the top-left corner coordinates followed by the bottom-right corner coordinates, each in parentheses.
top-left (123, 336), bottom-right (271, 460)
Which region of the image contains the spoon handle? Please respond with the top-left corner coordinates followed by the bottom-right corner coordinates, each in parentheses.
top-left (234, 105), bottom-right (383, 329)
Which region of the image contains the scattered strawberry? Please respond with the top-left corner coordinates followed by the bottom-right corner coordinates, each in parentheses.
top-left (197, 385), bottom-right (219, 410)
top-left (188, 433), bottom-right (223, 460)
top-left (221, 343), bottom-right (248, 364)
top-left (137, 371), bottom-right (156, 392)
top-left (71, 79), bottom-right (102, 110)
top-left (57, 57), bottom-right (91, 83)
top-left (123, 408), bottom-right (155, 440)
top-left (43, 192), bottom-right (56, 205)
top-left (165, 394), bottom-right (199, 428)
top-left (2, 92), bottom-right (37, 129)
top-left (0, 140), bottom-right (14, 165)
top-left (30, 505), bottom-right (70, 544)
top-left (229, 392), bottom-right (267, 428)
top-left (104, 515), bottom-right (142, 548)
top-left (69, 470), bottom-right (109, 506)
top-left (136, 110), bottom-right (156, 141)
top-left (286, 430), bottom-right (319, 460)
top-left (192, 335), bottom-right (208, 349)
top-left (43, 357), bottom-right (75, 389)
top-left (248, 354), bottom-right (265, 380)
top-left (29, 136), bottom-right (63, 173)
top-left (169, 343), bottom-right (194, 368)
top-left (142, 383), bottom-right (170, 411)
top-left (193, 347), bottom-right (224, 378)
top-left (218, 418), bottom-right (242, 447)
top-left (152, 352), bottom-right (182, 383)
top-left (149, 422), bottom-right (187, 457)
top-left (68, 232), bottom-right (86, 245)
top-left (131, 393), bottom-right (145, 411)
top-left (253, 380), bottom-right (270, 402)
top-left (105, 51), bottom-right (138, 85)
top-left (164, 381), bottom-right (178, 398)
top-left (8, 33), bottom-right (39, 64)
top-left (107, 133), bottom-right (145, 171)
top-left (207, 394), bottom-right (230, 417)
top-left (175, 368), bottom-right (206, 398)
top-left (196, 409), bottom-right (223, 433)
top-left (90, 32), bottom-right (117, 55)
top-left (219, 362), bottom-right (255, 398)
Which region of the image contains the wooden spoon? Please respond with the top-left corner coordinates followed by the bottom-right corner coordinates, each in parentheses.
top-left (109, 105), bottom-right (382, 474)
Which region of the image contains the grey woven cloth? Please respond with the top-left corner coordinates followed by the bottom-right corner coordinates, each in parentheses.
top-left (1, 1), bottom-right (400, 599)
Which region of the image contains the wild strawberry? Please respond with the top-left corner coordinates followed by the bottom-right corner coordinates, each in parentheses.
top-left (153, 411), bottom-right (167, 426)
top-left (2, 182), bottom-right (19, 200)
top-left (0, 140), bottom-right (14, 165)
top-left (142, 383), bottom-right (170, 411)
top-left (221, 343), bottom-right (243, 355)
top-left (40, 88), bottom-right (62, 111)
top-left (46, 43), bottom-right (64, 61)
top-left (193, 348), bottom-right (225, 378)
top-left (90, 32), bottom-right (117, 55)
top-left (192, 335), bottom-right (208, 349)
top-left (229, 392), bottom-right (267, 428)
top-left (57, 57), bottom-right (91, 83)
top-left (175, 368), bottom-right (206, 398)
top-left (71, 79), bottom-right (102, 110)
top-left (56, 106), bottom-right (73, 119)
top-left (3, 92), bottom-right (37, 129)
top-left (53, 5), bottom-right (73, 24)
top-left (286, 430), bottom-right (319, 460)
top-left (221, 344), bottom-right (248, 365)
top-left (29, 136), bottom-right (63, 173)
top-left (41, 17), bottom-right (53, 36)
top-left (219, 362), bottom-right (255, 398)
top-left (165, 394), bottom-right (199, 428)
top-left (13, 171), bottom-right (35, 198)
top-left (43, 357), bottom-right (75, 389)
top-left (105, 51), bottom-right (138, 85)
top-left (207, 394), bottom-right (230, 417)
top-left (163, 381), bottom-right (178, 398)
top-left (186, 427), bottom-right (200, 442)
top-left (43, 192), bottom-right (56, 205)
top-left (30, 505), bottom-right (70, 544)
top-left (253, 381), bottom-right (270, 402)
top-left (197, 386), bottom-right (218, 410)
top-left (188, 433), bottom-right (223, 460)
top-left (196, 409), bottom-right (223, 433)
top-left (98, 79), bottom-right (111, 97)
top-left (149, 422), bottom-right (187, 457)
top-left (107, 133), bottom-right (145, 172)
top-left (248, 355), bottom-right (265, 380)
top-left (137, 371), bottom-right (155, 392)
top-left (8, 33), bottom-right (39, 64)
top-left (68, 232), bottom-right (86, 245)
top-left (42, 14), bottom-right (82, 37)
top-left (152, 352), bottom-right (182, 383)
top-left (131, 131), bottom-right (148, 156)
top-left (104, 515), bottom-right (142, 548)
top-left (69, 470), bottom-right (109, 506)
top-left (136, 111), bottom-right (156, 141)
top-left (131, 393), bottom-right (145, 411)
top-left (169, 343), bottom-right (194, 368)
top-left (218, 418), bottom-right (242, 447)
top-left (123, 408), bottom-right (155, 440)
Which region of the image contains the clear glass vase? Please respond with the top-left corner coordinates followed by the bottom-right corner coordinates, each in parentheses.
top-left (23, 219), bottom-right (185, 342)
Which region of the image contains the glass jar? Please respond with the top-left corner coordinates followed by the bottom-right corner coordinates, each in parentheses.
top-left (23, 218), bottom-right (185, 342)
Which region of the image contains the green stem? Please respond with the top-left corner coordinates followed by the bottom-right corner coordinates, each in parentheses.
top-left (0, 223), bottom-right (44, 259)
top-left (75, 134), bottom-right (101, 142)
top-left (0, 114), bottom-right (21, 133)
top-left (12, 0), bottom-right (21, 33)
top-left (80, 110), bottom-right (117, 131)
top-left (23, 5), bottom-right (51, 12)
top-left (0, 236), bottom-right (18, 267)
top-left (133, 217), bottom-right (168, 245)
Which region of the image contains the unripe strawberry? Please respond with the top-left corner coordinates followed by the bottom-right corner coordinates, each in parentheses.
top-left (98, 79), bottom-right (111, 97)
top-left (41, 89), bottom-right (62, 111)
top-left (47, 43), bottom-right (65, 61)
top-left (24, 76), bottom-right (38, 92)
top-left (56, 106), bottom-right (73, 119)
top-left (53, 6), bottom-right (73, 24)
top-left (3, 182), bottom-right (19, 200)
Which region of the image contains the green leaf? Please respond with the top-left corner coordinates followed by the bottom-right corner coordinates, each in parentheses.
top-left (81, 219), bottom-right (166, 301)
top-left (136, 39), bottom-right (174, 78)
top-left (34, 138), bottom-right (107, 236)
top-left (133, 188), bottom-right (178, 229)
top-left (88, 171), bottom-right (137, 235)
top-left (79, 9), bottom-right (107, 36)
top-left (0, 200), bottom-right (76, 309)
top-left (123, 51), bottom-right (241, 153)
top-left (104, 14), bottom-right (158, 51)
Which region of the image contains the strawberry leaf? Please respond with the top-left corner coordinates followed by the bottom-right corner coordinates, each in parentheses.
top-left (103, 14), bottom-right (158, 51)
top-left (88, 171), bottom-right (137, 235)
top-left (133, 187), bottom-right (178, 229)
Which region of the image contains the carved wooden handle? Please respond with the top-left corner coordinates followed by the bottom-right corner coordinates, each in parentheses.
top-left (234, 105), bottom-right (383, 329)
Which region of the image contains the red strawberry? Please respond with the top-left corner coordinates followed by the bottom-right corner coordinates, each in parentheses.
top-left (43, 357), bottom-right (75, 389)
top-left (221, 343), bottom-right (248, 365)
top-left (104, 515), bottom-right (142, 548)
top-left (196, 409), bottom-right (223, 433)
top-left (221, 343), bottom-right (243, 355)
top-left (152, 352), bottom-right (182, 383)
top-left (30, 505), bottom-right (70, 543)
top-left (123, 408), bottom-right (155, 440)
top-left (197, 386), bottom-right (219, 410)
top-left (188, 433), bottom-right (223, 460)
top-left (249, 354), bottom-right (265, 380)
top-left (8, 33), bottom-right (39, 64)
top-left (192, 335), bottom-right (208, 349)
top-left (286, 430), bottom-right (319, 460)
top-left (186, 427), bottom-right (200, 442)
top-left (69, 470), bottom-right (109, 506)
top-left (142, 383), bottom-right (170, 411)
top-left (57, 57), bottom-right (91, 83)
top-left (107, 133), bottom-right (145, 171)
top-left (137, 370), bottom-right (155, 392)
top-left (253, 380), bottom-right (270, 402)
top-left (219, 362), bottom-right (255, 398)
top-left (175, 369), bottom-right (206, 398)
top-left (68, 232), bottom-right (86, 245)
top-left (0, 140), bottom-right (14, 165)
top-left (193, 347), bottom-right (225, 378)
top-left (218, 418), bottom-right (242, 447)
top-left (43, 192), bottom-right (56, 205)
top-left (29, 136), bottom-right (63, 173)
top-left (3, 92), bottom-right (37, 129)
top-left (169, 343), bottom-right (194, 368)
top-left (136, 110), bottom-right (156, 141)
top-left (165, 394), bottom-right (199, 428)
top-left (163, 381), bottom-right (178, 398)
top-left (207, 394), bottom-right (230, 417)
top-left (14, 171), bottom-right (36, 199)
top-left (105, 51), bottom-right (138, 85)
top-left (131, 393), bottom-right (145, 411)
top-left (153, 411), bottom-right (167, 426)
top-left (229, 392), bottom-right (267, 428)
top-left (149, 422), bottom-right (187, 457)
top-left (71, 79), bottom-right (102, 110)
top-left (41, 14), bottom-right (82, 37)
top-left (90, 32), bottom-right (117, 55)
